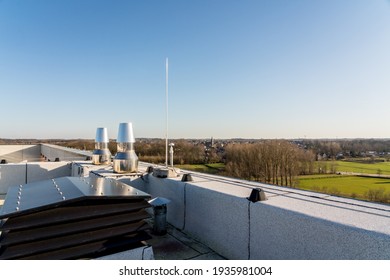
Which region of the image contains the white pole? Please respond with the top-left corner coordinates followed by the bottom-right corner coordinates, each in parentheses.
top-left (165, 58), bottom-right (169, 167)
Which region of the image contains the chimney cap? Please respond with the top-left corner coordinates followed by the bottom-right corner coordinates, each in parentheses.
top-left (95, 127), bottom-right (109, 143)
top-left (117, 122), bottom-right (135, 143)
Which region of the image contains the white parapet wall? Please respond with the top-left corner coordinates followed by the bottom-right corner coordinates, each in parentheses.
top-left (142, 173), bottom-right (251, 259)
top-left (40, 144), bottom-right (91, 162)
top-left (135, 171), bottom-right (390, 260)
top-left (0, 144), bottom-right (90, 163)
top-left (249, 193), bottom-right (390, 259)
top-left (143, 175), bottom-right (186, 230)
top-left (0, 164), bottom-right (27, 194)
top-left (26, 162), bottom-right (73, 184)
top-left (184, 183), bottom-right (250, 259)
top-left (0, 144), bottom-right (91, 194)
top-left (0, 162), bottom-right (73, 194)
top-left (0, 145), bottom-right (41, 162)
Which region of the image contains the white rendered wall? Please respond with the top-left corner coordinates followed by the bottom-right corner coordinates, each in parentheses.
top-left (249, 202), bottom-right (390, 259)
top-left (0, 145), bottom-right (41, 162)
top-left (137, 173), bottom-right (390, 260)
top-left (41, 144), bottom-right (89, 162)
top-left (144, 175), bottom-right (186, 230)
top-left (0, 162), bottom-right (72, 194)
top-left (0, 164), bottom-right (27, 194)
top-left (26, 162), bottom-right (72, 184)
top-left (184, 183), bottom-right (249, 259)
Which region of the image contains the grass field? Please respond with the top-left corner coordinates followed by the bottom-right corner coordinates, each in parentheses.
top-left (176, 163), bottom-right (225, 175)
top-left (323, 160), bottom-right (390, 175)
top-left (300, 161), bottom-right (390, 202)
top-left (297, 174), bottom-right (390, 201)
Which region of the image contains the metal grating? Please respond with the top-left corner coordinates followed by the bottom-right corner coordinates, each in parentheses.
top-left (0, 177), bottom-right (152, 260)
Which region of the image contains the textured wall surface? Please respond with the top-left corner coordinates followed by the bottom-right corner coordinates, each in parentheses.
top-left (136, 170), bottom-right (390, 260)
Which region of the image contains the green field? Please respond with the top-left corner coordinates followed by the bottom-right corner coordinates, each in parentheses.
top-left (298, 174), bottom-right (390, 201)
top-left (177, 163), bottom-right (225, 175)
top-left (322, 160), bottom-right (390, 175)
top-left (300, 161), bottom-right (390, 203)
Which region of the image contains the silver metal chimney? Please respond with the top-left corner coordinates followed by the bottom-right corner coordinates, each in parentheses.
top-left (92, 127), bottom-right (111, 165)
top-left (113, 122), bottom-right (138, 173)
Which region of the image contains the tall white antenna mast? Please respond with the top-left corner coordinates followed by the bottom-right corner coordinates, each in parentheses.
top-left (165, 57), bottom-right (169, 167)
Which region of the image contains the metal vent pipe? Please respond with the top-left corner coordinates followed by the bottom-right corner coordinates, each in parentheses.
top-left (113, 122), bottom-right (138, 173)
top-left (92, 127), bottom-right (111, 165)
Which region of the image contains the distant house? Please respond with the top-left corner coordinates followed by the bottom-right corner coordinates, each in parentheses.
top-left (367, 151), bottom-right (377, 157)
top-left (317, 153), bottom-right (328, 161)
top-left (336, 153), bottom-right (344, 160)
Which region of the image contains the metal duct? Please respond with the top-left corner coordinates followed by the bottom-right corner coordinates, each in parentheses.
top-left (92, 127), bottom-right (111, 165)
top-left (113, 123), bottom-right (138, 173)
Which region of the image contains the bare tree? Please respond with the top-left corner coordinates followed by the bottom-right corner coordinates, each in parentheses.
top-left (225, 140), bottom-right (309, 187)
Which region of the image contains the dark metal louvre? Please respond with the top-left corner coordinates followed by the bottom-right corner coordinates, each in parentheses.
top-left (0, 209), bottom-right (150, 246)
top-left (19, 232), bottom-right (151, 260)
top-left (1, 200), bottom-right (150, 231)
top-left (0, 176), bottom-right (152, 260)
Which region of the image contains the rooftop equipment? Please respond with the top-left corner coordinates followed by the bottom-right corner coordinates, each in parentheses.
top-left (113, 122), bottom-right (138, 173)
top-left (148, 197), bottom-right (171, 235)
top-left (92, 127), bottom-right (111, 165)
top-left (169, 143), bottom-right (174, 167)
top-left (0, 177), bottom-right (151, 260)
top-left (151, 59), bottom-right (179, 178)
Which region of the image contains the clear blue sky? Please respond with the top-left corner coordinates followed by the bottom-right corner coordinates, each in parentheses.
top-left (1, 0), bottom-right (390, 139)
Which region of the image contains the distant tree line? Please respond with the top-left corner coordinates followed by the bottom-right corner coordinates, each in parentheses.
top-left (304, 139), bottom-right (390, 159)
top-left (57, 139), bottom-right (205, 165)
top-left (224, 140), bottom-right (316, 187)
top-left (135, 139), bottom-right (205, 164)
top-left (53, 138), bottom-right (390, 182)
